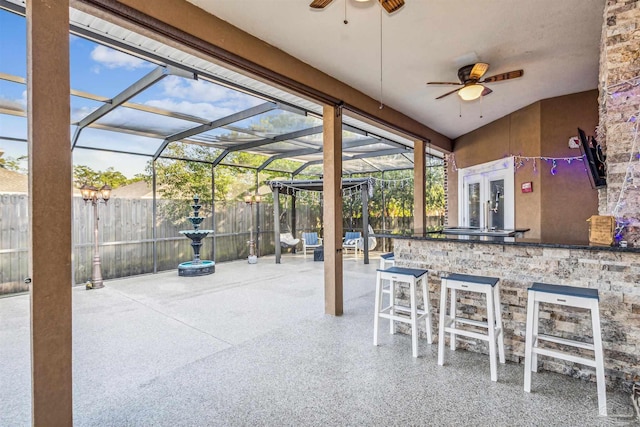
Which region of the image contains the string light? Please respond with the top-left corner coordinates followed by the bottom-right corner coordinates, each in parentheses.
top-left (448, 153), bottom-right (585, 175)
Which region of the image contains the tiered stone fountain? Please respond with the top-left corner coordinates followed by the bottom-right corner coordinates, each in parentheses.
top-left (178, 195), bottom-right (215, 276)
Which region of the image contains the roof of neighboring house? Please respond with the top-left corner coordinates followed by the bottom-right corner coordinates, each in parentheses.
top-left (0, 168), bottom-right (28, 194)
top-left (110, 180), bottom-right (155, 199)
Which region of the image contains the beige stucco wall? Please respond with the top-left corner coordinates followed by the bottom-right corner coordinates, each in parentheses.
top-left (540, 91), bottom-right (600, 241)
top-left (447, 90), bottom-right (599, 241)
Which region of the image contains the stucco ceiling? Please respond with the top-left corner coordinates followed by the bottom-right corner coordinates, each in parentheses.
top-left (187, 0), bottom-right (604, 140)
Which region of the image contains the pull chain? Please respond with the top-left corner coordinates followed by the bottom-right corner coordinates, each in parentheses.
top-left (343, 0), bottom-right (348, 24)
top-left (379, 8), bottom-right (384, 109)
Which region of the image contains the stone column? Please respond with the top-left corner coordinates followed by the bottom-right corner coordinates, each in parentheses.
top-left (27, 0), bottom-right (73, 424)
top-left (323, 104), bottom-right (343, 316)
top-left (599, 0), bottom-right (640, 244)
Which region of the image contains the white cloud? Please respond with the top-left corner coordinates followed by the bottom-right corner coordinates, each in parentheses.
top-left (160, 76), bottom-right (263, 110)
top-left (90, 45), bottom-right (151, 70)
top-left (144, 98), bottom-right (235, 122)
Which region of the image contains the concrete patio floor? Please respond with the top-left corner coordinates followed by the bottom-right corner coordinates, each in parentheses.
top-left (0, 253), bottom-right (637, 426)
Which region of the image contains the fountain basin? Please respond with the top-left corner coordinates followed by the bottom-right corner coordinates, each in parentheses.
top-left (178, 260), bottom-right (215, 276)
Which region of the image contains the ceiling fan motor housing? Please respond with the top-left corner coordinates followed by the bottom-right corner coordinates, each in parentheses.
top-left (457, 64), bottom-right (476, 84)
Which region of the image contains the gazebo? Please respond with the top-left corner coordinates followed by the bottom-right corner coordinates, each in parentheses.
top-left (268, 178), bottom-right (373, 264)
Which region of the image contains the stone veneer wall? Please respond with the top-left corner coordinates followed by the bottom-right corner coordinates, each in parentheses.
top-left (599, 0), bottom-right (640, 244)
top-left (394, 238), bottom-right (640, 393)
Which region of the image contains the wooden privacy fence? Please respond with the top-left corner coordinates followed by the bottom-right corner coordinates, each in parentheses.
top-left (0, 195), bottom-right (440, 295)
top-left (0, 196), bottom-right (322, 295)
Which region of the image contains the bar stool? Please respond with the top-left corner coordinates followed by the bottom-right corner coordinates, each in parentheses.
top-left (379, 252), bottom-right (395, 269)
top-left (438, 273), bottom-right (505, 381)
top-left (524, 282), bottom-right (607, 416)
top-left (374, 266), bottom-right (433, 357)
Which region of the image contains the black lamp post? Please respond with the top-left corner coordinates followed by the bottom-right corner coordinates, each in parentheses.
top-left (244, 194), bottom-right (261, 264)
top-left (80, 183), bottom-right (112, 289)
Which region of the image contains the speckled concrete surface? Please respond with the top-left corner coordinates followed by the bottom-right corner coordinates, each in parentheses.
top-left (0, 254), bottom-right (637, 426)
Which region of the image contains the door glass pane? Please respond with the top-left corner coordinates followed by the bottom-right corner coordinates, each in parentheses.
top-left (489, 179), bottom-right (504, 229)
top-left (467, 182), bottom-right (480, 227)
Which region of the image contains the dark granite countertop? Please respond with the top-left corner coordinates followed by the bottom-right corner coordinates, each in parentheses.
top-left (373, 232), bottom-right (640, 253)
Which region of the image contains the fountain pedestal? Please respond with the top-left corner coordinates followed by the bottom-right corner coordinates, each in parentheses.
top-left (178, 195), bottom-right (215, 276)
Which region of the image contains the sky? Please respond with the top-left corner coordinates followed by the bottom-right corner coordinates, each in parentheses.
top-left (0, 7), bottom-right (269, 178)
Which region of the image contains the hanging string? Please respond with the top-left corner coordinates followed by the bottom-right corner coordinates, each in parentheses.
top-left (379, 7), bottom-right (384, 110)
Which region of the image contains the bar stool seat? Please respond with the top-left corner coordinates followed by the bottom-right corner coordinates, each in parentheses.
top-left (524, 282), bottom-right (607, 416)
top-left (374, 266), bottom-right (433, 357)
top-left (438, 273), bottom-right (505, 381)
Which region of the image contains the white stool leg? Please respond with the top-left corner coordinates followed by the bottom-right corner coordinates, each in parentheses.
top-left (531, 300), bottom-right (540, 372)
top-left (373, 271), bottom-right (383, 346)
top-left (590, 301), bottom-right (607, 417)
top-left (409, 276), bottom-right (419, 358)
top-left (524, 290), bottom-right (536, 392)
top-left (493, 284), bottom-right (506, 364)
top-left (449, 288), bottom-right (457, 351)
top-left (389, 280), bottom-right (395, 335)
top-left (485, 287), bottom-right (498, 382)
top-left (438, 280), bottom-right (448, 366)
top-left (421, 275), bottom-right (433, 344)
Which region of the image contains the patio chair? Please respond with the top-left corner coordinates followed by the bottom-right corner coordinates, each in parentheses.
top-left (301, 232), bottom-right (322, 257)
top-left (280, 232), bottom-right (300, 253)
top-left (343, 231), bottom-right (363, 256)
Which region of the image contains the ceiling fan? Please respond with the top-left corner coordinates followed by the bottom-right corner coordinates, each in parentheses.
top-left (310, 0), bottom-right (405, 14)
top-left (427, 63), bottom-right (524, 101)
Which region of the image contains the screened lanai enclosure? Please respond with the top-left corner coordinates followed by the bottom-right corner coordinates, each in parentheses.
top-left (0, 0), bottom-right (445, 294)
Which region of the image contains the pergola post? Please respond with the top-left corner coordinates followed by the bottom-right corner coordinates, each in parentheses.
top-left (27, 0), bottom-right (73, 424)
top-left (273, 186), bottom-right (281, 264)
top-left (414, 140), bottom-right (426, 236)
top-left (323, 104), bottom-right (343, 316)
top-left (291, 191), bottom-right (297, 253)
top-left (361, 183), bottom-right (370, 265)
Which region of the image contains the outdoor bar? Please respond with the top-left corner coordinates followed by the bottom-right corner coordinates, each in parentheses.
top-left (385, 232), bottom-right (640, 393)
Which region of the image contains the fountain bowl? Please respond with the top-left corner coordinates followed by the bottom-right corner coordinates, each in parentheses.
top-left (178, 260), bottom-right (215, 276)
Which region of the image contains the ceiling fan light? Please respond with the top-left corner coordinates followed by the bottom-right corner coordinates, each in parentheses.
top-left (458, 84), bottom-right (484, 101)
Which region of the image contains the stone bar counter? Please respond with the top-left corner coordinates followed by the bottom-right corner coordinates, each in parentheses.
top-left (382, 233), bottom-right (640, 392)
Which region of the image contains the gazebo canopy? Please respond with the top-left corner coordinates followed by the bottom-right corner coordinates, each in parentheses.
top-left (267, 178), bottom-right (371, 194)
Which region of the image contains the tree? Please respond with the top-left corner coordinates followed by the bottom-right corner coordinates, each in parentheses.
top-left (0, 153), bottom-right (27, 172)
top-left (73, 165), bottom-right (141, 189)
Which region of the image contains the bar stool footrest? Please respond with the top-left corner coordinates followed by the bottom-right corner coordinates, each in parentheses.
top-left (532, 347), bottom-right (597, 367)
top-left (536, 334), bottom-right (595, 351)
top-left (452, 317), bottom-right (490, 329)
top-left (444, 327), bottom-right (491, 342)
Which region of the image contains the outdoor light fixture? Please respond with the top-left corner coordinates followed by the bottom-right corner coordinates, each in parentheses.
top-left (80, 183), bottom-right (112, 289)
top-left (245, 194), bottom-right (261, 264)
top-left (458, 84), bottom-right (484, 101)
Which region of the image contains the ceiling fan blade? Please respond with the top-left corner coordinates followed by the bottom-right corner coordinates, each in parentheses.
top-left (481, 69), bottom-right (524, 83)
top-left (481, 87), bottom-right (493, 97)
top-left (379, 0), bottom-right (405, 14)
top-left (310, 0), bottom-right (334, 9)
top-left (427, 82), bottom-right (462, 86)
top-left (469, 62), bottom-right (489, 80)
top-left (436, 88), bottom-right (461, 100)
